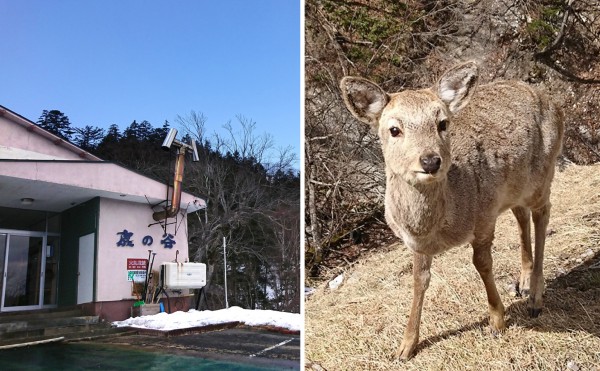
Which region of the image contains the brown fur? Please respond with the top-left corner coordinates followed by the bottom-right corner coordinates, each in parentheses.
top-left (340, 62), bottom-right (564, 360)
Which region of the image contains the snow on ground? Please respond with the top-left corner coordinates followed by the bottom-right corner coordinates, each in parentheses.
top-left (112, 306), bottom-right (301, 332)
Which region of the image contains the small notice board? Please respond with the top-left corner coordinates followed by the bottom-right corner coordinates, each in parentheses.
top-left (127, 258), bottom-right (148, 282)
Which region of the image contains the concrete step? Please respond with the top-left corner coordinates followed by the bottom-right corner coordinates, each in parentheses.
top-left (0, 316), bottom-right (99, 336)
top-left (0, 326), bottom-right (135, 349)
top-left (0, 307), bottom-right (134, 348)
top-left (0, 308), bottom-right (83, 324)
top-left (64, 326), bottom-right (136, 342)
top-left (0, 322), bottom-right (132, 345)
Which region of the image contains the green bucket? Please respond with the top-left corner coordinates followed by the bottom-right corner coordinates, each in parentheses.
top-left (133, 300), bottom-right (145, 308)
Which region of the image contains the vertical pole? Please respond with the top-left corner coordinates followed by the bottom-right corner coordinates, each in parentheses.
top-left (142, 249), bottom-right (152, 302)
top-left (223, 236), bottom-right (229, 309)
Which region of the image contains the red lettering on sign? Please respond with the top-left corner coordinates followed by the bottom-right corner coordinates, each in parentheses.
top-left (127, 258), bottom-right (148, 270)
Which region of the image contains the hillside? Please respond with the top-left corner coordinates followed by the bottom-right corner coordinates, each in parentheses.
top-left (305, 163), bottom-right (600, 370)
top-left (305, 0), bottom-right (600, 274)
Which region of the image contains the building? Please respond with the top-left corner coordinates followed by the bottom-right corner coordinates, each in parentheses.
top-left (0, 105), bottom-right (206, 321)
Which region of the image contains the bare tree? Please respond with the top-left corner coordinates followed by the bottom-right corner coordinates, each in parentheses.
top-left (178, 111), bottom-right (300, 311)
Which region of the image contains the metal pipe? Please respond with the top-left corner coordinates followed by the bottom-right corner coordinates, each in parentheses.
top-left (152, 148), bottom-right (186, 221)
top-left (146, 252), bottom-right (157, 303)
top-left (223, 236), bottom-right (229, 309)
top-left (141, 250), bottom-right (152, 302)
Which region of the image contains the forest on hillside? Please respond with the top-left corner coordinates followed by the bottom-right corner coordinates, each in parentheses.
top-left (305, 0), bottom-right (600, 275)
top-left (36, 109), bottom-right (300, 313)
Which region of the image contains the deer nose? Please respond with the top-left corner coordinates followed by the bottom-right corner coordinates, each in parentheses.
top-left (420, 154), bottom-right (441, 174)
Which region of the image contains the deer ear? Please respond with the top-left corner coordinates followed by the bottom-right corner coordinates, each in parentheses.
top-left (437, 61), bottom-right (479, 114)
top-left (340, 77), bottom-right (389, 126)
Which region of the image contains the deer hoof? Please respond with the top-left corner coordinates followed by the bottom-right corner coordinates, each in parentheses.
top-left (489, 322), bottom-right (506, 337)
top-left (394, 340), bottom-right (417, 361)
top-left (518, 275), bottom-right (531, 297)
top-left (528, 307), bottom-right (542, 318)
top-left (490, 327), bottom-right (502, 337)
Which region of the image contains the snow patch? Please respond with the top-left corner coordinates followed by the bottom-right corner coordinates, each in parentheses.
top-left (112, 306), bottom-right (301, 332)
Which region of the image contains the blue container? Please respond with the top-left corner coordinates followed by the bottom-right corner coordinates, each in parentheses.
top-left (159, 302), bottom-right (165, 313)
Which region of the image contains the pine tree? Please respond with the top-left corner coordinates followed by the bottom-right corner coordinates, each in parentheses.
top-left (37, 110), bottom-right (74, 140)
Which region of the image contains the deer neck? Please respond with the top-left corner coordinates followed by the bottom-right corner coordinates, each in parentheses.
top-left (386, 174), bottom-right (447, 239)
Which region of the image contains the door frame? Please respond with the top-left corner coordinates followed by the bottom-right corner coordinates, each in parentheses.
top-left (0, 229), bottom-right (58, 312)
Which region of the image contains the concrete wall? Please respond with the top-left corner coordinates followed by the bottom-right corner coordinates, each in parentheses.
top-left (96, 197), bottom-right (190, 302)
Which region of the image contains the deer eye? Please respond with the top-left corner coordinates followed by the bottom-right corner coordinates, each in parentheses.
top-left (389, 127), bottom-right (402, 137)
top-left (437, 119), bottom-right (448, 132)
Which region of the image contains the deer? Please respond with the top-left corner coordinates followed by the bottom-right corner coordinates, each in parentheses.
top-left (339, 61), bottom-right (564, 360)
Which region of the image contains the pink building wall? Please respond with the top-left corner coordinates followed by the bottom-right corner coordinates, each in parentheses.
top-left (97, 197), bottom-right (191, 302)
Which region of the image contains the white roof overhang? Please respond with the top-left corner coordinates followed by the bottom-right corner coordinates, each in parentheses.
top-left (0, 160), bottom-right (206, 213)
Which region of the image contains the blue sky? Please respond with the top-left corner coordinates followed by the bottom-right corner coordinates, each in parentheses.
top-left (0, 0), bottom-right (300, 164)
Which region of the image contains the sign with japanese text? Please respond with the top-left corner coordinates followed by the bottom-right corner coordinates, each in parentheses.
top-left (115, 230), bottom-right (177, 249)
top-left (127, 270), bottom-right (146, 282)
top-left (127, 258), bottom-right (148, 282)
top-left (127, 258), bottom-right (148, 270)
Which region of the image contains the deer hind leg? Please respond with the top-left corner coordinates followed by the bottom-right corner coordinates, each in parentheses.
top-left (512, 206), bottom-right (533, 296)
top-left (472, 234), bottom-right (506, 334)
top-left (529, 203), bottom-right (550, 318)
top-left (395, 251), bottom-right (433, 361)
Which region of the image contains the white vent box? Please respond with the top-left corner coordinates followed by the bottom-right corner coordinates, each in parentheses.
top-left (161, 262), bottom-right (206, 289)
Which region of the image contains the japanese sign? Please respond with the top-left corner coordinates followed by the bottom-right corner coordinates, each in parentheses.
top-left (126, 258), bottom-right (148, 282)
top-left (116, 230), bottom-right (134, 247)
top-left (127, 258), bottom-right (148, 270)
top-left (115, 230), bottom-right (175, 249)
top-left (161, 233), bottom-right (176, 249)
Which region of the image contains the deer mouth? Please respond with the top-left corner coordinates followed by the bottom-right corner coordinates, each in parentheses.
top-left (415, 169), bottom-right (439, 176)
top-left (413, 170), bottom-right (442, 183)
top-left (416, 171), bottom-right (434, 176)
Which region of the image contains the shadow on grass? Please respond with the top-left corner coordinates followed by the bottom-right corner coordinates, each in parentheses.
top-left (509, 248), bottom-right (600, 336)
top-left (416, 318), bottom-right (490, 354)
top-left (417, 249), bottom-right (600, 353)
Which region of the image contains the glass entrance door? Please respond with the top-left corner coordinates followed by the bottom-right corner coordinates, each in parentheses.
top-left (1, 234), bottom-right (46, 311)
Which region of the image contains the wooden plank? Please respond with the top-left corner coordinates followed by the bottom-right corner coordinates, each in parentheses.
top-left (0, 336), bottom-right (65, 350)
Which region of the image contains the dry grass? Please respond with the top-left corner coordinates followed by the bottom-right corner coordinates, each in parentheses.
top-left (305, 164), bottom-right (600, 370)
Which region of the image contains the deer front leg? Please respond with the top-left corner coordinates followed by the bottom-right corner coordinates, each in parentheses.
top-left (395, 251), bottom-right (433, 361)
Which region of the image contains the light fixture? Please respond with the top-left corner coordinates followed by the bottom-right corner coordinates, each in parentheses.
top-left (21, 198), bottom-right (34, 205)
top-left (161, 128), bottom-right (178, 151)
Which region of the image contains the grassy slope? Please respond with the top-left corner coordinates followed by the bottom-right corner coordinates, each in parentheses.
top-left (305, 164), bottom-right (600, 370)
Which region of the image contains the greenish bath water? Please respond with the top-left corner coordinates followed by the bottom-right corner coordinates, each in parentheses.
top-left (0, 342), bottom-right (278, 370)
